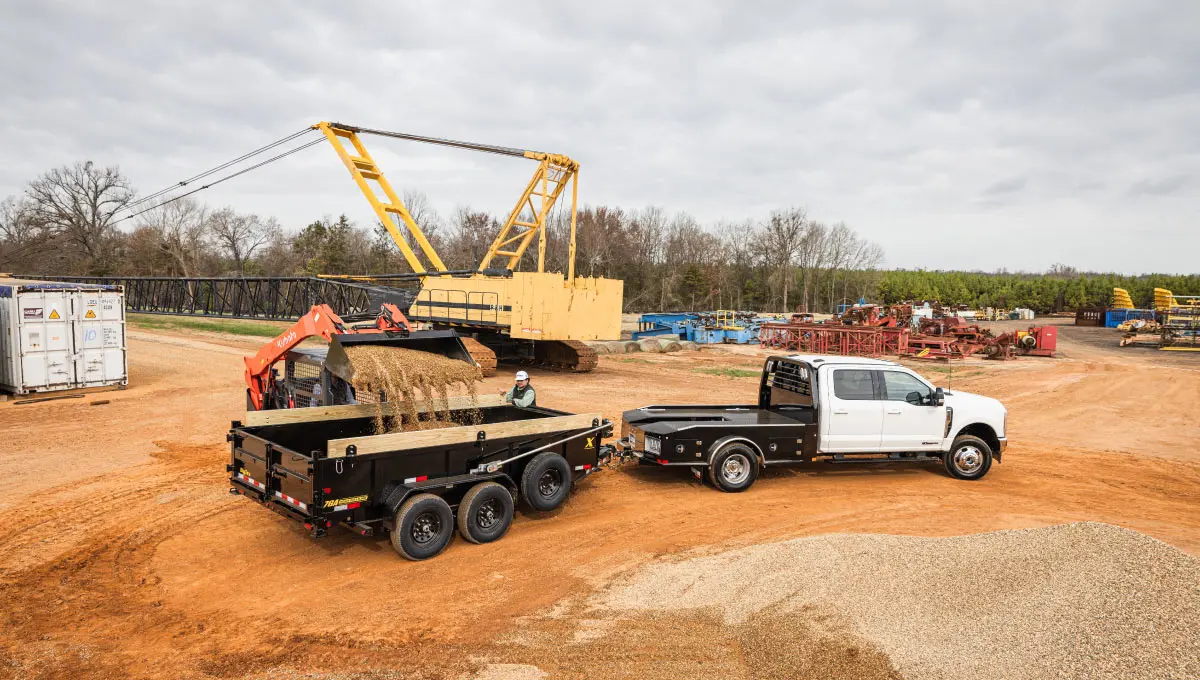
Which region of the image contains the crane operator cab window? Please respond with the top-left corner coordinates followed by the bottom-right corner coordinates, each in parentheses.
top-left (761, 360), bottom-right (813, 409)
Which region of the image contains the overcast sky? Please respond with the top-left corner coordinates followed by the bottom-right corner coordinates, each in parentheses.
top-left (2, 1), bottom-right (1197, 273)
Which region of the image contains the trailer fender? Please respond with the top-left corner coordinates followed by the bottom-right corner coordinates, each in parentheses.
top-left (706, 436), bottom-right (765, 466)
top-left (379, 474), bottom-right (517, 516)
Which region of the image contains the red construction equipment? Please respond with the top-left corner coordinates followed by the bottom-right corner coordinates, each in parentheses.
top-left (243, 303), bottom-right (476, 410)
top-left (759, 322), bottom-right (909, 357)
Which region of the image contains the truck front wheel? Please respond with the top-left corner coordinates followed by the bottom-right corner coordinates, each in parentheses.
top-left (458, 481), bottom-right (515, 544)
top-left (521, 452), bottom-right (572, 511)
top-left (392, 493), bottom-right (455, 560)
top-left (943, 436), bottom-right (993, 480)
top-left (708, 443), bottom-right (760, 492)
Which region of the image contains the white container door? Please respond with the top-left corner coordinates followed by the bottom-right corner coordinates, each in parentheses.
top-left (18, 291), bottom-right (74, 388)
top-left (74, 291), bottom-right (127, 385)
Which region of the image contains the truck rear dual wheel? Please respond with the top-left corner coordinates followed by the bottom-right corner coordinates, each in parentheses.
top-left (392, 493), bottom-right (455, 560)
top-left (521, 452), bottom-right (572, 511)
top-left (457, 481), bottom-right (515, 544)
top-left (943, 435), bottom-right (993, 480)
top-left (709, 443), bottom-right (760, 492)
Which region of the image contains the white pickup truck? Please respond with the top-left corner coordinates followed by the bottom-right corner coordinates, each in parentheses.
top-left (621, 354), bottom-right (1008, 492)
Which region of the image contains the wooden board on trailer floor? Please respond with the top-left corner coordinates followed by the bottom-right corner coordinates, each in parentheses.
top-left (326, 411), bottom-right (604, 458)
top-left (241, 394), bottom-right (506, 427)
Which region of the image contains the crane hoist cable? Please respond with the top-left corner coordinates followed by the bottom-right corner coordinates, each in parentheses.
top-left (120, 127), bottom-right (316, 214)
top-left (112, 134), bottom-right (324, 225)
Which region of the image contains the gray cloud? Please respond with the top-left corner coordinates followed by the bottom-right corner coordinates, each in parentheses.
top-left (1, 1), bottom-right (1198, 273)
top-left (1130, 175), bottom-right (1188, 196)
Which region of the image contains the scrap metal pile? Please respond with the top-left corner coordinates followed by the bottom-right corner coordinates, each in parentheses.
top-left (759, 303), bottom-right (1056, 360)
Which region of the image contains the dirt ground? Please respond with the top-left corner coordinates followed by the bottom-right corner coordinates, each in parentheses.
top-left (1, 318), bottom-right (1197, 679)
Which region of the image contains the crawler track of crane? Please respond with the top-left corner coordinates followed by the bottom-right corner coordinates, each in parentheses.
top-left (532, 340), bottom-right (598, 372)
top-left (460, 337), bottom-right (498, 377)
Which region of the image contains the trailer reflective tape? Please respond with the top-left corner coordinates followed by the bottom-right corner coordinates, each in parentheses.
top-left (404, 476), bottom-right (428, 484)
top-left (236, 471), bottom-right (266, 491)
top-left (274, 491), bottom-right (308, 511)
top-left (573, 464), bottom-right (593, 471)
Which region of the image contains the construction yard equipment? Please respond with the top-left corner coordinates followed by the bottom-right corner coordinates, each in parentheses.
top-left (243, 303), bottom-right (474, 411)
top-left (313, 122), bottom-right (622, 372)
top-left (1154, 288), bottom-right (1200, 352)
top-left (758, 322), bottom-right (910, 357)
top-left (633, 310), bottom-right (774, 344)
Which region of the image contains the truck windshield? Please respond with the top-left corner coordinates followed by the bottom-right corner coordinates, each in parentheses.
top-left (764, 360), bottom-right (813, 408)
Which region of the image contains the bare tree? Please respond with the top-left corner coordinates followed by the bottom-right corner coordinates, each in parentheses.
top-left (139, 199), bottom-right (211, 277)
top-left (23, 161), bottom-right (134, 272)
top-left (760, 207), bottom-right (808, 311)
top-left (207, 207), bottom-right (276, 274)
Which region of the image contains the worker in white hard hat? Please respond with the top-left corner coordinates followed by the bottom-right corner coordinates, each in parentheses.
top-left (503, 370), bottom-right (537, 407)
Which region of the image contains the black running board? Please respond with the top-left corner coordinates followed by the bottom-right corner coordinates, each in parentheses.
top-left (824, 454), bottom-right (942, 464)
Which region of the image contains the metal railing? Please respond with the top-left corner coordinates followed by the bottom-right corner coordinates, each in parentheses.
top-left (24, 275), bottom-right (413, 321)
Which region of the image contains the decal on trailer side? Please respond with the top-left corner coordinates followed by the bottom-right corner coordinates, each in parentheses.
top-left (323, 495), bottom-right (368, 509)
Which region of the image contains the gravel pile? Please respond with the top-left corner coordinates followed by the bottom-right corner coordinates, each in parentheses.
top-left (598, 522), bottom-right (1200, 680)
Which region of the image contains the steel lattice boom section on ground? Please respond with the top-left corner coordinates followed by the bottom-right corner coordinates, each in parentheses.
top-left (25, 276), bottom-right (411, 321)
top-left (758, 322), bottom-right (910, 357)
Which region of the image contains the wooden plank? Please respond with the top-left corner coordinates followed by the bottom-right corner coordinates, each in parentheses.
top-left (327, 412), bottom-right (604, 458)
top-left (242, 394), bottom-right (506, 427)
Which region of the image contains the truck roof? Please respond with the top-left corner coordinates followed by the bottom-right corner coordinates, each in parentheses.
top-left (785, 354), bottom-right (898, 367)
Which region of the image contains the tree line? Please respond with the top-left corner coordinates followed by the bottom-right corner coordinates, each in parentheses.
top-left (1, 161), bottom-right (1194, 313)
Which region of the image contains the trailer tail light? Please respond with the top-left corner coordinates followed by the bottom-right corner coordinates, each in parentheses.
top-left (404, 475), bottom-right (428, 484)
top-left (304, 522), bottom-right (313, 530)
top-left (657, 458), bottom-right (668, 465)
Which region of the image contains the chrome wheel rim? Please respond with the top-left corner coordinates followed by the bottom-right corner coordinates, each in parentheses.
top-left (721, 453), bottom-right (751, 484)
top-left (953, 445), bottom-right (984, 475)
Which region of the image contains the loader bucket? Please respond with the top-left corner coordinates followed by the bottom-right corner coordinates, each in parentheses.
top-left (323, 330), bottom-right (477, 384)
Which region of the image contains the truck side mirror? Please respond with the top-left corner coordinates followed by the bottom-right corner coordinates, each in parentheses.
top-left (933, 387), bottom-right (945, 407)
top-left (905, 391), bottom-right (923, 405)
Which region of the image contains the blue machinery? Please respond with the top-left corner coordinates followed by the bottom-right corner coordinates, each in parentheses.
top-left (633, 310), bottom-right (778, 344)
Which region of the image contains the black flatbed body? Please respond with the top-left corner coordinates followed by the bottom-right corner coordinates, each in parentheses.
top-left (622, 403), bottom-right (818, 466)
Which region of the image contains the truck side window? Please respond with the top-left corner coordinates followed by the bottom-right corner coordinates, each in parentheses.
top-left (832, 369), bottom-right (875, 400)
top-left (882, 371), bottom-right (931, 402)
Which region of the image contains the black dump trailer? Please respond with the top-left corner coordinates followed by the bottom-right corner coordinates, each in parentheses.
top-left (228, 395), bottom-right (612, 560)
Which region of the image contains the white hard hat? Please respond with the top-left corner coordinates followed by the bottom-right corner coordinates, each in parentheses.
top-left (515, 370), bottom-right (529, 381)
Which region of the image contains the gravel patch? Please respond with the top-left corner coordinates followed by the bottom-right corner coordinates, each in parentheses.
top-left (598, 522), bottom-right (1200, 680)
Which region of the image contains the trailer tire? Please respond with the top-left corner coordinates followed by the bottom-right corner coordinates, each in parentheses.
top-left (521, 452), bottom-right (572, 511)
top-left (457, 482), bottom-right (514, 544)
top-left (391, 493), bottom-right (455, 560)
top-left (943, 435), bottom-right (993, 481)
top-left (709, 442), bottom-right (759, 492)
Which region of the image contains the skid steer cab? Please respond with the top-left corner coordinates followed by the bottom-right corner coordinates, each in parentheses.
top-left (243, 303), bottom-right (476, 411)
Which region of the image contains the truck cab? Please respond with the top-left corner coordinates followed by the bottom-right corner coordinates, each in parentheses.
top-left (621, 354), bottom-right (1007, 492)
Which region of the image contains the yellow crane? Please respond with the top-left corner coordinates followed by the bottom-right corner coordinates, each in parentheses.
top-left (313, 122), bottom-right (623, 372)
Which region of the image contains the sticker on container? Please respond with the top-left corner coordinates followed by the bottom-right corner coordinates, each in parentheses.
top-left (48, 309), bottom-right (61, 320)
top-left (28, 332), bottom-right (41, 349)
top-left (103, 327), bottom-right (121, 346)
top-left (85, 309), bottom-right (97, 319)
top-left (23, 308), bottom-right (42, 319)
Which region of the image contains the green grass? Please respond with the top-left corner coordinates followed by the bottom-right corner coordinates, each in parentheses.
top-left (692, 367), bottom-right (761, 379)
top-left (127, 313), bottom-right (290, 338)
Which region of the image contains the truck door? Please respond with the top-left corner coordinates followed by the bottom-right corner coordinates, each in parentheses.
top-left (878, 369), bottom-right (945, 451)
top-left (822, 368), bottom-right (883, 452)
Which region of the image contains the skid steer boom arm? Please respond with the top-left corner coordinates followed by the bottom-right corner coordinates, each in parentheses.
top-left (243, 304), bottom-right (412, 411)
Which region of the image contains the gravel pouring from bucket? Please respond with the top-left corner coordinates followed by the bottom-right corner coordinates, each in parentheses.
top-left (324, 330), bottom-right (476, 385)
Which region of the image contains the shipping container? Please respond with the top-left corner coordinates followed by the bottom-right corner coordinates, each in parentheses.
top-left (0, 279), bottom-right (127, 395)
top-left (1104, 308), bottom-right (1156, 328)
